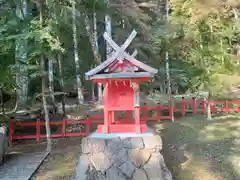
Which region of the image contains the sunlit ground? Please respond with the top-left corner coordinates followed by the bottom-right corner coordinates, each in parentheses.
top-left (31, 137), bottom-right (82, 180)
top-left (157, 113), bottom-right (240, 180)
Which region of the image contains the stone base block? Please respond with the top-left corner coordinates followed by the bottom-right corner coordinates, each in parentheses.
top-left (73, 132), bottom-right (172, 180)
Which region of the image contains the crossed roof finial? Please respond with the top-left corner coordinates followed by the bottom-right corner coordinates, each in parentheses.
top-left (103, 30), bottom-right (138, 61)
top-left (85, 30), bottom-right (158, 80)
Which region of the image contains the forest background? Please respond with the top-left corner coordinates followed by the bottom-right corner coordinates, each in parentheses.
top-left (1, 0), bottom-right (240, 122)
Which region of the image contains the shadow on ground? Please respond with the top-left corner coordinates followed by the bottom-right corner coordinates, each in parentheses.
top-left (155, 114), bottom-right (240, 180)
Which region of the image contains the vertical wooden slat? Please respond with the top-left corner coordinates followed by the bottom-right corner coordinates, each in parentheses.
top-left (85, 118), bottom-right (90, 135)
top-left (237, 101), bottom-right (240, 112)
top-left (224, 100), bottom-right (229, 113)
top-left (210, 100), bottom-right (215, 112)
top-left (192, 97), bottom-right (196, 114)
top-left (36, 119), bottom-right (40, 142)
top-left (62, 119), bottom-right (66, 137)
top-left (9, 117), bottom-right (15, 144)
top-left (181, 97), bottom-right (186, 116)
top-left (169, 105), bottom-right (174, 121)
top-left (157, 103), bottom-right (161, 120)
top-left (202, 99), bottom-right (207, 113)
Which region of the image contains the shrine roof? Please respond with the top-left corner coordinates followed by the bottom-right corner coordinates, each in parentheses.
top-left (85, 30), bottom-right (158, 80)
top-left (85, 58), bottom-right (158, 80)
top-left (89, 72), bottom-right (153, 80)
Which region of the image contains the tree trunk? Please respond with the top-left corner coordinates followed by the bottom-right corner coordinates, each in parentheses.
top-left (52, 1), bottom-right (66, 114)
top-left (72, 0), bottom-right (84, 104)
top-left (207, 92), bottom-right (212, 120)
top-left (104, 13), bottom-right (112, 103)
top-left (90, 65), bottom-right (96, 101)
top-left (15, 0), bottom-right (28, 108)
top-left (57, 53), bottom-right (66, 116)
top-left (162, 0), bottom-right (174, 121)
top-left (40, 3), bottom-right (52, 152)
top-left (48, 56), bottom-right (56, 110)
top-left (92, 84), bottom-right (96, 102)
top-left (105, 0), bottom-right (112, 58)
top-left (165, 51), bottom-right (174, 121)
top-left (105, 14), bottom-right (112, 58)
top-left (84, 12), bottom-right (102, 101)
top-left (41, 56), bottom-right (52, 152)
top-left (93, 12), bottom-right (103, 101)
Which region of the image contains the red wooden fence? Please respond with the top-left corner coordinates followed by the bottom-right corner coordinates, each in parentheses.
top-left (9, 97), bottom-right (240, 143)
top-left (9, 114), bottom-right (103, 144)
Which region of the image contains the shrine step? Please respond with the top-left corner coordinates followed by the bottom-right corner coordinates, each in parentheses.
top-left (97, 124), bottom-right (148, 133)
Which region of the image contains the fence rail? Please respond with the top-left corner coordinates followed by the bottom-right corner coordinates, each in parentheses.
top-left (9, 97), bottom-right (240, 143)
top-left (9, 115), bottom-right (103, 144)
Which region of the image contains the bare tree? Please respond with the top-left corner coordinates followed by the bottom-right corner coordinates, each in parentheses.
top-left (93, 11), bottom-right (103, 101)
top-left (162, 0), bottom-right (174, 121)
top-left (72, 0), bottom-right (84, 104)
top-left (15, 0), bottom-right (28, 108)
top-left (39, 1), bottom-right (52, 152)
top-left (84, 12), bottom-right (103, 101)
top-left (57, 54), bottom-right (66, 115)
top-left (105, 14), bottom-right (112, 59)
top-left (48, 56), bottom-right (56, 109)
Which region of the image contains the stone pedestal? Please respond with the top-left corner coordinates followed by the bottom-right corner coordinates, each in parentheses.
top-left (73, 131), bottom-right (172, 180)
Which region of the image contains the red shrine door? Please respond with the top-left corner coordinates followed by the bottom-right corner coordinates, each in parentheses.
top-left (106, 80), bottom-right (134, 110)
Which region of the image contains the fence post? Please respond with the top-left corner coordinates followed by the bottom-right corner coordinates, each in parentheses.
top-left (210, 100), bottom-right (215, 113)
top-left (62, 119), bottom-right (66, 137)
top-left (171, 98), bottom-right (175, 121)
top-left (192, 97), bottom-right (196, 114)
top-left (202, 99), bottom-right (207, 114)
top-left (237, 101), bottom-right (240, 113)
top-left (169, 103), bottom-right (174, 121)
top-left (224, 100), bottom-right (229, 113)
top-left (9, 117), bottom-right (15, 144)
top-left (85, 118), bottom-right (90, 135)
top-left (181, 97), bottom-right (186, 116)
top-left (36, 119), bottom-right (40, 142)
top-left (157, 103), bottom-right (161, 120)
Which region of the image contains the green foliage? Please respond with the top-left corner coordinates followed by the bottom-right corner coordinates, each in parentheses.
top-left (1, 0), bottom-right (240, 104)
top-left (150, 0), bottom-right (240, 95)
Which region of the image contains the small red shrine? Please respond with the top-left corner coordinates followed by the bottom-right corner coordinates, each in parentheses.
top-left (85, 30), bottom-right (158, 133)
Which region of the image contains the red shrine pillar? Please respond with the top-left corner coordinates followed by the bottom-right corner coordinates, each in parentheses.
top-left (133, 83), bottom-right (141, 132)
top-left (103, 83), bottom-right (109, 133)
